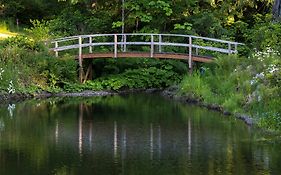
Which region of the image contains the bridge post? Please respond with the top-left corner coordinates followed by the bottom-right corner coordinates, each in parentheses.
top-left (159, 35), bottom-right (162, 53)
top-left (189, 36), bottom-right (193, 74)
top-left (89, 36), bottom-right (93, 53)
top-left (55, 41), bottom-right (58, 57)
top-left (79, 36), bottom-right (84, 83)
top-left (151, 35), bottom-right (154, 58)
top-left (114, 34), bottom-right (118, 58)
top-left (228, 43), bottom-right (231, 55)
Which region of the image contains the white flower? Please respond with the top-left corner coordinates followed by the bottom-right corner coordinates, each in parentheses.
top-left (267, 64), bottom-right (279, 74)
top-left (7, 80), bottom-right (16, 94)
top-left (250, 79), bottom-right (256, 85)
top-left (0, 68), bottom-right (4, 80)
top-left (255, 72), bottom-right (265, 79)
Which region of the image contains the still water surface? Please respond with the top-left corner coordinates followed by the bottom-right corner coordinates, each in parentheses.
top-left (0, 94), bottom-right (280, 175)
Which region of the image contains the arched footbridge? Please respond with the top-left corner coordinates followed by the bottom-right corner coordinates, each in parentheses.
top-left (49, 33), bottom-right (243, 82)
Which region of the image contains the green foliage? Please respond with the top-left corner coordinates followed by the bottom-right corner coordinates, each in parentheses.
top-left (86, 67), bottom-right (182, 91)
top-left (24, 19), bottom-right (51, 41)
top-left (246, 20), bottom-right (281, 52)
top-left (0, 37), bottom-right (78, 94)
top-left (179, 73), bottom-right (212, 102)
top-left (61, 64), bottom-right (183, 92)
top-left (174, 22), bottom-right (192, 32)
top-left (179, 50), bottom-right (281, 131)
top-left (0, 35), bottom-right (46, 51)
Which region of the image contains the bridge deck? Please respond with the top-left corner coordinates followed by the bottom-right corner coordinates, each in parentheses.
top-left (81, 52), bottom-right (213, 63)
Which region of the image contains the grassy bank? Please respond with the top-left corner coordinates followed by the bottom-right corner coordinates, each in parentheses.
top-left (178, 50), bottom-right (281, 131)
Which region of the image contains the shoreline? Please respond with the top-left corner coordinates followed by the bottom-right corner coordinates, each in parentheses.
top-left (0, 87), bottom-right (254, 126)
top-left (160, 86), bottom-right (254, 126)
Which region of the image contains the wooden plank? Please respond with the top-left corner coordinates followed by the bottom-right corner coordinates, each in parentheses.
top-left (80, 52), bottom-right (213, 63)
top-left (83, 63), bottom-right (92, 83)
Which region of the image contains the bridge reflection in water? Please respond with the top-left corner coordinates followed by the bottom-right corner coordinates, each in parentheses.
top-left (55, 103), bottom-right (194, 162)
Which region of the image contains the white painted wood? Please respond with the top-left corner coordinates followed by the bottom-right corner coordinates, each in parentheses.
top-left (151, 35), bottom-right (154, 58)
top-left (89, 37), bottom-right (93, 53)
top-left (50, 33), bottom-right (243, 58)
top-left (78, 36), bottom-right (82, 67)
top-left (78, 36), bottom-right (83, 83)
top-left (189, 37), bottom-right (192, 70)
top-left (55, 41), bottom-right (58, 57)
top-left (123, 35), bottom-right (127, 52)
top-left (159, 35), bottom-right (162, 53)
top-left (114, 34), bottom-right (118, 58)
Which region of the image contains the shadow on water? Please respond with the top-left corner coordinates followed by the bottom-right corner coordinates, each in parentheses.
top-left (0, 93), bottom-right (280, 175)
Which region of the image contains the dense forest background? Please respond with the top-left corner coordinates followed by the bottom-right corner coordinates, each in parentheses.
top-left (0, 0), bottom-right (280, 49)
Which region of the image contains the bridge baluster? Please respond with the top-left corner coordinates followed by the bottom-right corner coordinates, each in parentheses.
top-left (114, 34), bottom-right (118, 58)
top-left (89, 36), bottom-right (93, 53)
top-left (159, 35), bottom-right (162, 53)
top-left (78, 36), bottom-right (83, 83)
top-left (55, 41), bottom-right (58, 57)
top-left (151, 35), bottom-right (154, 58)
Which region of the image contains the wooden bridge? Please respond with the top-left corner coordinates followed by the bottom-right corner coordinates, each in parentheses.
top-left (49, 33), bottom-right (243, 82)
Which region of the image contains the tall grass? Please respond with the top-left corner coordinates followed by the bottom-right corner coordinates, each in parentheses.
top-left (179, 51), bottom-right (281, 130)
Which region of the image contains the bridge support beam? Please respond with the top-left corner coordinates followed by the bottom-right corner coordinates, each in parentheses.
top-left (83, 61), bottom-right (93, 83)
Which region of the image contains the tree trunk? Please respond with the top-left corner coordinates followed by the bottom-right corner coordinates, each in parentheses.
top-left (273, 0), bottom-right (281, 20)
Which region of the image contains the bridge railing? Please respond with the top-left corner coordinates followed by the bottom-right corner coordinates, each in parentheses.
top-left (49, 33), bottom-right (243, 82)
top-left (50, 33), bottom-right (243, 58)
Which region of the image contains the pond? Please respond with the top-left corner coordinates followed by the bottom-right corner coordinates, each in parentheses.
top-left (0, 93), bottom-right (280, 175)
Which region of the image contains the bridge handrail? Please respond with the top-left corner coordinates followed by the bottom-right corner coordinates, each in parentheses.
top-left (49, 33), bottom-right (244, 66)
top-left (53, 42), bottom-right (236, 54)
top-left (49, 33), bottom-right (244, 82)
top-left (50, 33), bottom-right (243, 45)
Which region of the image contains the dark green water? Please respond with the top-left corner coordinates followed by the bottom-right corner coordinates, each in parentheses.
top-left (0, 94), bottom-right (280, 175)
